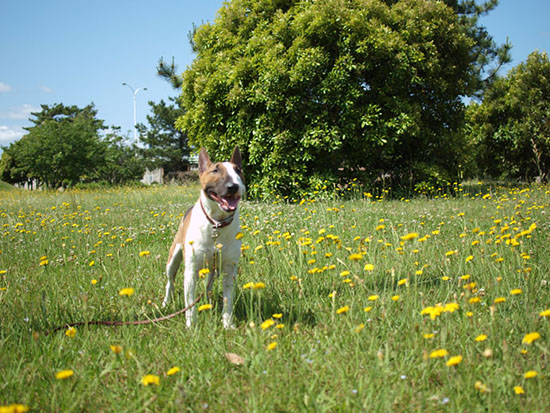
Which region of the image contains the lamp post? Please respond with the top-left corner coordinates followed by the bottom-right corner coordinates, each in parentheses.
top-left (122, 82), bottom-right (147, 142)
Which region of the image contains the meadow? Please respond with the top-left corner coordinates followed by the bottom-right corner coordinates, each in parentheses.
top-left (1, 182), bottom-right (549, 412)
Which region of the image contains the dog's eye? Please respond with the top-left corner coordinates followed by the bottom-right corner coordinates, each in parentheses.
top-left (211, 167), bottom-right (219, 174)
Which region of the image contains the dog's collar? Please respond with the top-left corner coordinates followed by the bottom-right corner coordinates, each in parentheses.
top-left (200, 196), bottom-right (236, 230)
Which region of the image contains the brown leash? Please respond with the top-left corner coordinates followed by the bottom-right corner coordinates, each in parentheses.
top-left (46, 200), bottom-right (233, 336)
top-left (46, 252), bottom-right (219, 336)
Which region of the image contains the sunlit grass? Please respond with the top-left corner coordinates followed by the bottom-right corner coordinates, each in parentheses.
top-left (1, 183), bottom-right (549, 411)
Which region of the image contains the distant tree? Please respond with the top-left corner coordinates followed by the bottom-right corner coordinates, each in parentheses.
top-left (1, 103), bottom-right (106, 187)
top-left (138, 59), bottom-right (190, 173)
top-left (138, 97), bottom-right (189, 172)
top-left (94, 127), bottom-right (145, 184)
top-left (178, 0), bottom-right (510, 197)
top-left (467, 51), bottom-right (550, 181)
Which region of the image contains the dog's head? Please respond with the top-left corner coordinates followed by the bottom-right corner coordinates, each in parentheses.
top-left (199, 146), bottom-right (245, 213)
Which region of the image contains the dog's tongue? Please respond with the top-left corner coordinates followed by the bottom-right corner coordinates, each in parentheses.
top-left (223, 195), bottom-right (239, 211)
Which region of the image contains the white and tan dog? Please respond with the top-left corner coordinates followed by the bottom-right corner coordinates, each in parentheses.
top-left (162, 146), bottom-right (245, 328)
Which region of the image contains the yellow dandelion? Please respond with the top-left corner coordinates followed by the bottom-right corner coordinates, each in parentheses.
top-left (364, 264), bottom-right (374, 271)
top-left (39, 258), bottom-right (49, 266)
top-left (468, 297), bottom-right (481, 304)
top-left (391, 295), bottom-right (400, 301)
top-left (446, 355), bottom-right (462, 367)
top-left (539, 309), bottom-right (550, 317)
top-left (266, 341), bottom-right (277, 351)
top-left (475, 381), bottom-right (490, 393)
top-left (91, 279), bottom-right (98, 285)
top-left (513, 385), bottom-right (524, 395)
top-left (65, 327), bottom-right (76, 338)
top-left (367, 295), bottom-right (379, 301)
top-left (110, 345), bottom-right (123, 354)
top-left (253, 282), bottom-right (266, 290)
top-left (119, 287), bottom-right (134, 297)
top-left (55, 369), bottom-right (74, 380)
top-left (272, 313), bottom-right (283, 319)
top-left (522, 332), bottom-right (541, 344)
top-left (166, 367), bottom-right (181, 376)
top-left (88, 260), bottom-right (95, 267)
top-left (336, 305), bottom-right (350, 314)
top-left (423, 333), bottom-right (435, 339)
top-left (364, 306), bottom-right (373, 312)
top-left (397, 278), bottom-right (408, 286)
top-left (139, 250), bottom-right (150, 257)
top-left (261, 319), bottom-right (275, 330)
top-left (198, 268), bottom-right (211, 278)
top-left (524, 370), bottom-right (538, 379)
top-left (198, 304), bottom-right (213, 312)
top-left (340, 270), bottom-right (351, 277)
top-left (141, 374), bottom-right (160, 386)
top-left (429, 349), bottom-right (449, 358)
top-left (465, 255), bottom-right (474, 263)
top-left (474, 334), bottom-right (488, 342)
top-left (510, 289), bottom-right (522, 295)
top-left (242, 282), bottom-right (254, 289)
top-left (348, 253), bottom-right (363, 261)
top-left (401, 232), bottom-right (419, 241)
top-left (235, 232), bottom-right (244, 240)
top-left (494, 297), bottom-right (506, 304)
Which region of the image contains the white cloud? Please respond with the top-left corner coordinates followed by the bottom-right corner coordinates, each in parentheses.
top-left (0, 125), bottom-right (25, 146)
top-left (0, 104), bottom-right (40, 120)
top-left (40, 85), bottom-right (53, 93)
top-left (0, 82), bottom-right (13, 93)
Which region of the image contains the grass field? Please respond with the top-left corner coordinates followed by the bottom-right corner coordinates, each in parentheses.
top-left (1, 182), bottom-right (549, 412)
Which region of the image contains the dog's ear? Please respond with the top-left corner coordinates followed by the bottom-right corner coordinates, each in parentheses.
top-left (198, 148), bottom-right (211, 175)
top-left (230, 146), bottom-right (242, 169)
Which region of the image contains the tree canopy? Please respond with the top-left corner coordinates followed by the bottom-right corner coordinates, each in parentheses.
top-left (178, 0), bottom-right (509, 197)
top-left (0, 103), bottom-right (144, 187)
top-left (467, 51), bottom-right (550, 181)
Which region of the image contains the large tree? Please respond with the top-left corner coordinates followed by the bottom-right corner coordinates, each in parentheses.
top-left (1, 103), bottom-right (106, 187)
top-left (178, 0), bottom-right (509, 197)
top-left (467, 51), bottom-right (550, 181)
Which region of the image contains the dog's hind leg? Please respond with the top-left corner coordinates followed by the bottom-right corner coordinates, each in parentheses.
top-left (162, 243), bottom-right (183, 307)
top-left (222, 261), bottom-right (238, 329)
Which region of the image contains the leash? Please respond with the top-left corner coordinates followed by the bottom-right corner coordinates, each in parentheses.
top-left (45, 271), bottom-right (217, 335)
top-left (45, 218), bottom-right (226, 336)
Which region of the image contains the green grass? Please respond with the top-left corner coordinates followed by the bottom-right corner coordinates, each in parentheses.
top-left (1, 183), bottom-right (549, 412)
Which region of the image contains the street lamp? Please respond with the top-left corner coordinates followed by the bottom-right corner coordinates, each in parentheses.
top-left (122, 82), bottom-right (147, 142)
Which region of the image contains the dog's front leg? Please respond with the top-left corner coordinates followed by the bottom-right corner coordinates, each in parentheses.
top-left (222, 261), bottom-right (238, 329)
top-left (183, 257), bottom-right (198, 328)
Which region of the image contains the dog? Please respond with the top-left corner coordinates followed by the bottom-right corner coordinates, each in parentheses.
top-left (162, 146), bottom-right (245, 328)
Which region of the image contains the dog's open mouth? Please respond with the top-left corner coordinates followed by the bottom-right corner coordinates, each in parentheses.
top-left (208, 190), bottom-right (241, 212)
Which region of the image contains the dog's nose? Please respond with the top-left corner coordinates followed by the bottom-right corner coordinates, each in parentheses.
top-left (226, 183), bottom-right (240, 194)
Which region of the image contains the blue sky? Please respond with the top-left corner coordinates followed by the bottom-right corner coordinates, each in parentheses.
top-left (1, 0), bottom-right (549, 150)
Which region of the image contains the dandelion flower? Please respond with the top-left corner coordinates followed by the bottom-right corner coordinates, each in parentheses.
top-left (364, 306), bottom-right (373, 312)
top-left (261, 319), bottom-right (275, 330)
top-left (522, 332), bottom-right (541, 344)
top-left (367, 295), bottom-right (379, 301)
top-left (474, 381), bottom-right (490, 393)
top-left (336, 305), bottom-right (350, 314)
top-left (446, 355), bottom-right (462, 366)
top-left (539, 309), bottom-right (550, 317)
top-left (494, 297), bottom-right (506, 304)
top-left (397, 278), bottom-right (408, 286)
top-left (524, 370), bottom-right (538, 379)
top-left (513, 386), bottom-right (525, 395)
top-left (110, 345), bottom-right (123, 354)
top-left (141, 374), bottom-right (160, 386)
top-left (198, 304), bottom-right (213, 312)
top-left (364, 264), bottom-right (374, 272)
top-left (429, 349), bottom-right (448, 358)
top-left (510, 289), bottom-right (522, 295)
top-left (474, 334), bottom-right (488, 342)
top-left (88, 260), bottom-right (95, 267)
top-left (272, 313), bottom-right (283, 319)
top-left (348, 253), bottom-right (363, 261)
top-left (119, 287), bottom-right (134, 297)
top-left (401, 232), bottom-right (419, 241)
top-left (55, 369), bottom-right (74, 380)
top-left (65, 327), bottom-right (76, 338)
top-left (166, 367), bottom-right (181, 376)
top-left (235, 232), bottom-right (244, 240)
top-left (242, 282), bottom-right (254, 289)
top-left (139, 250), bottom-right (150, 257)
top-left (253, 282), bottom-right (266, 290)
top-left (266, 341), bottom-right (277, 351)
top-left (391, 295), bottom-right (400, 301)
top-left (423, 333), bottom-right (435, 339)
